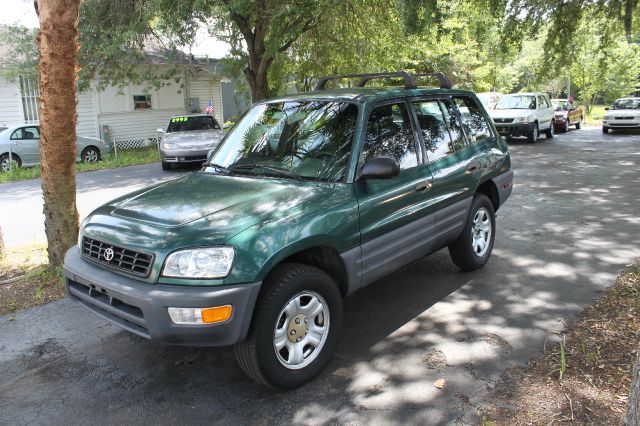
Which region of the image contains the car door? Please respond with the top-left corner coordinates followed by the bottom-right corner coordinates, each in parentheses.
top-left (9, 126), bottom-right (40, 165)
top-left (354, 99), bottom-right (436, 288)
top-left (415, 95), bottom-right (491, 245)
top-left (541, 95), bottom-right (554, 129)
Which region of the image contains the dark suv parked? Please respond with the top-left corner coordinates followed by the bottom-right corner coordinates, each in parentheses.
top-left (63, 71), bottom-right (513, 389)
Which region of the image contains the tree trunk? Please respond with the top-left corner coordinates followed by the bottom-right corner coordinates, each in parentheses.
top-left (624, 0), bottom-right (636, 40)
top-left (35, 0), bottom-right (81, 268)
top-left (626, 351), bottom-right (640, 425)
top-left (243, 66), bottom-right (270, 102)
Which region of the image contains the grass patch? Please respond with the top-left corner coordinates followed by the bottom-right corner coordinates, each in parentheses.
top-left (584, 104), bottom-right (607, 127)
top-left (0, 145), bottom-right (160, 184)
top-left (0, 243), bottom-right (65, 316)
top-left (482, 260), bottom-right (640, 424)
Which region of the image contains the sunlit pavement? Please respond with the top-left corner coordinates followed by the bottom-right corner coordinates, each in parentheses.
top-left (1, 128), bottom-right (639, 425)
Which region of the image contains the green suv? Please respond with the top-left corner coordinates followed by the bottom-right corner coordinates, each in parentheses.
top-left (63, 71), bottom-right (513, 388)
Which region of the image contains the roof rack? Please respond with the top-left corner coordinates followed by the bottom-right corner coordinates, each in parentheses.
top-left (314, 71), bottom-right (452, 91)
top-left (413, 72), bottom-right (452, 90)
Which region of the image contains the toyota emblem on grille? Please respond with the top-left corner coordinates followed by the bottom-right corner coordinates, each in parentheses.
top-left (103, 247), bottom-right (114, 261)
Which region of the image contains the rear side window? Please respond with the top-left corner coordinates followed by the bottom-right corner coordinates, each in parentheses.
top-left (453, 97), bottom-right (492, 143)
top-left (411, 99), bottom-right (466, 163)
top-left (362, 102), bottom-right (418, 170)
top-left (10, 126), bottom-right (40, 140)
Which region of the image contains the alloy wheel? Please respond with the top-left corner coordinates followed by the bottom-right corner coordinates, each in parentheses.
top-left (471, 207), bottom-right (492, 257)
top-left (273, 291), bottom-right (330, 370)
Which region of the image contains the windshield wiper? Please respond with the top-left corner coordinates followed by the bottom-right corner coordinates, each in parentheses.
top-left (202, 162), bottom-right (231, 174)
top-left (231, 163), bottom-right (302, 180)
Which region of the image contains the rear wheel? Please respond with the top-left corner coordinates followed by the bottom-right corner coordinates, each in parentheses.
top-left (0, 153), bottom-right (22, 172)
top-left (81, 146), bottom-right (100, 163)
top-left (234, 263), bottom-right (343, 389)
top-left (545, 121), bottom-right (554, 139)
top-left (528, 122), bottom-right (539, 143)
top-left (448, 194), bottom-right (496, 271)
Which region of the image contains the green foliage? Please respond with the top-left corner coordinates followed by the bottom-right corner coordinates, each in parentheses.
top-left (0, 26), bottom-right (39, 82)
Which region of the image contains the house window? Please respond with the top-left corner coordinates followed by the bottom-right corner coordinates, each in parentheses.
top-left (19, 76), bottom-right (39, 122)
top-left (133, 95), bottom-right (152, 110)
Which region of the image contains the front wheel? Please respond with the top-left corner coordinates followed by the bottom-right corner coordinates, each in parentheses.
top-left (603, 126), bottom-right (609, 134)
top-left (0, 153), bottom-right (22, 172)
top-left (562, 119), bottom-right (569, 133)
top-left (234, 263), bottom-right (343, 389)
top-left (575, 117), bottom-right (582, 129)
top-left (528, 122), bottom-right (538, 143)
top-left (448, 194), bottom-right (496, 271)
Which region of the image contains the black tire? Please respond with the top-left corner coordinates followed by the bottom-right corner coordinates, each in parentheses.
top-left (81, 146), bottom-right (101, 163)
top-left (448, 194), bottom-right (496, 271)
top-left (161, 161), bottom-right (173, 171)
top-left (0, 153), bottom-right (22, 172)
top-left (575, 117), bottom-right (582, 130)
top-left (545, 121), bottom-right (554, 139)
top-left (528, 122), bottom-right (538, 143)
top-left (603, 126), bottom-right (609, 134)
top-left (562, 119), bottom-right (569, 133)
top-left (234, 263), bottom-right (343, 389)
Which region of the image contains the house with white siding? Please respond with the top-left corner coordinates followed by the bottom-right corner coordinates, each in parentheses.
top-left (0, 50), bottom-right (224, 146)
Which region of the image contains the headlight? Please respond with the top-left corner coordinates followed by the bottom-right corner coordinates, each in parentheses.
top-left (513, 116), bottom-right (529, 123)
top-left (162, 247), bottom-right (234, 278)
top-left (162, 142), bottom-right (173, 150)
top-left (604, 115), bottom-right (612, 120)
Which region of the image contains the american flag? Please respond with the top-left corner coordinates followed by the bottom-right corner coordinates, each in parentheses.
top-left (205, 100), bottom-right (214, 115)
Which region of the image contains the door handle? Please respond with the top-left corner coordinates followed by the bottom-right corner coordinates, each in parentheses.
top-left (415, 181), bottom-right (433, 192)
top-left (466, 162), bottom-right (480, 174)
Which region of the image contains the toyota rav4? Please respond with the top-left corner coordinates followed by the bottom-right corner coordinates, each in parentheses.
top-left (63, 71), bottom-right (513, 389)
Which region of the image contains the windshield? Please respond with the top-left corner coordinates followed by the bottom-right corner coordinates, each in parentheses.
top-left (552, 100), bottom-right (570, 111)
top-left (495, 95), bottom-right (536, 110)
top-left (610, 99), bottom-right (640, 110)
top-left (205, 101), bottom-right (358, 182)
top-left (167, 116), bottom-right (220, 133)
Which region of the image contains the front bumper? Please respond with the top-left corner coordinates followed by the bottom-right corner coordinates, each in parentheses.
top-left (63, 247), bottom-right (261, 346)
top-left (603, 119), bottom-right (640, 129)
top-left (160, 148), bottom-right (209, 163)
top-left (493, 122), bottom-right (534, 138)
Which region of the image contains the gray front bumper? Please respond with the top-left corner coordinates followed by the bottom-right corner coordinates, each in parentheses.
top-left (63, 247), bottom-right (261, 347)
top-left (160, 148), bottom-right (209, 163)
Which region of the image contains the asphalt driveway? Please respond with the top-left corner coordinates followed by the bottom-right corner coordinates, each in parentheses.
top-left (0, 163), bottom-right (191, 247)
top-left (1, 128), bottom-right (639, 425)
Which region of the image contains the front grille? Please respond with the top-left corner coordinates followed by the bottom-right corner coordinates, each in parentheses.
top-left (493, 118), bottom-right (514, 124)
top-left (615, 117), bottom-right (634, 120)
top-left (82, 236), bottom-right (153, 277)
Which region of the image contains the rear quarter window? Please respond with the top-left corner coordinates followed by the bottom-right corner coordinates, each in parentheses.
top-left (453, 96), bottom-right (492, 143)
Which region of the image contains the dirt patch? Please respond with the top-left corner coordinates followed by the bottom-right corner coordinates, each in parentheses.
top-left (482, 261), bottom-right (640, 424)
top-left (0, 244), bottom-right (65, 316)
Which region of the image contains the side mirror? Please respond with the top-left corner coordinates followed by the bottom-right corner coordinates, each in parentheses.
top-left (360, 157), bottom-right (400, 180)
top-left (605, 107), bottom-right (610, 110)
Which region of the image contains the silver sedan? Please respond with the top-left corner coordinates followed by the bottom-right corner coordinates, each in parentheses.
top-left (0, 124), bottom-right (110, 172)
top-left (158, 114), bottom-right (224, 170)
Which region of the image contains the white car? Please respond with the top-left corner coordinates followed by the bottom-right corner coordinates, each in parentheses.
top-left (489, 92), bottom-right (555, 143)
top-left (157, 114), bottom-right (224, 170)
top-left (602, 98), bottom-right (640, 133)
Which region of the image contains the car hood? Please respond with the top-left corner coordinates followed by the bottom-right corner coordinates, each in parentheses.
top-left (606, 109), bottom-right (640, 117)
top-left (163, 130), bottom-right (223, 148)
top-left (106, 172), bottom-right (333, 232)
top-left (490, 109), bottom-right (532, 119)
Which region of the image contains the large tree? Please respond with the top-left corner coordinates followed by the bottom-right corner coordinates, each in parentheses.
top-left (35, 0), bottom-right (81, 267)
